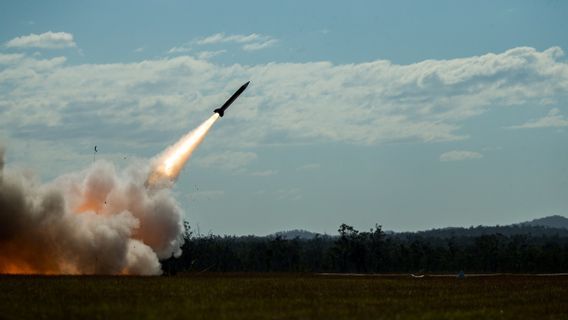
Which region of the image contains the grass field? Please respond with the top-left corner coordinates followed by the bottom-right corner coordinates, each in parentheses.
top-left (0, 274), bottom-right (567, 319)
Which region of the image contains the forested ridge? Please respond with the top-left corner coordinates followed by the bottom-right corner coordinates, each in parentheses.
top-left (162, 221), bottom-right (568, 274)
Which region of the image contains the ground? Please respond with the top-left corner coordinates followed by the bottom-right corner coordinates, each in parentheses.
top-left (0, 274), bottom-right (567, 319)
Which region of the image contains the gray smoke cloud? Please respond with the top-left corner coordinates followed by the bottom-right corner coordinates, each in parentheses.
top-left (0, 147), bottom-right (185, 275)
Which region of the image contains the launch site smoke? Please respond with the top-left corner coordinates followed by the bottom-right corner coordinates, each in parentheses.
top-left (0, 82), bottom-right (250, 275)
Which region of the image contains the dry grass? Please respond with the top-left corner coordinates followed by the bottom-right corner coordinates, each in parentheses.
top-left (0, 273), bottom-right (567, 319)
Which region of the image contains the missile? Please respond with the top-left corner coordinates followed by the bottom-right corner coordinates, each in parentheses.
top-left (214, 81), bottom-right (250, 117)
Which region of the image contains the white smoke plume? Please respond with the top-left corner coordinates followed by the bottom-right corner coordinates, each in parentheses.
top-left (0, 146), bottom-right (185, 275)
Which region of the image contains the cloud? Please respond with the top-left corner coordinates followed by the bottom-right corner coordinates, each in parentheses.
top-left (440, 150), bottom-right (483, 162)
top-left (508, 108), bottom-right (568, 129)
top-left (194, 151), bottom-right (257, 171)
top-left (167, 46), bottom-right (192, 54)
top-left (297, 163), bottom-right (321, 171)
top-left (196, 33), bottom-right (262, 45)
top-left (196, 50), bottom-right (226, 60)
top-left (1, 46), bottom-right (567, 176)
top-left (5, 31), bottom-right (76, 49)
top-left (195, 33), bottom-right (277, 51)
top-left (242, 39), bottom-right (278, 51)
top-left (134, 47), bottom-right (144, 53)
top-left (0, 53), bottom-right (24, 64)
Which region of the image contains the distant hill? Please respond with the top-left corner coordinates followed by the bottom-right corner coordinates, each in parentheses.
top-left (271, 229), bottom-right (323, 240)
top-left (398, 225), bottom-right (568, 239)
top-left (518, 215), bottom-right (568, 229)
top-left (269, 216), bottom-right (568, 240)
top-left (396, 215), bottom-right (568, 239)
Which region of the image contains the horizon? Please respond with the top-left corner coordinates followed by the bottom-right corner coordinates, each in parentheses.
top-left (196, 214), bottom-right (568, 237)
top-left (1, 0), bottom-right (567, 236)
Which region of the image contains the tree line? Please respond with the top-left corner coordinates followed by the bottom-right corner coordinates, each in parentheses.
top-left (162, 222), bottom-right (568, 274)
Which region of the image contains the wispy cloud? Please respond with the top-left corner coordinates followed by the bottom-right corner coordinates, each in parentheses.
top-left (0, 53), bottom-right (24, 64)
top-left (167, 46), bottom-right (192, 54)
top-left (242, 39), bottom-right (278, 51)
top-left (168, 33), bottom-right (277, 55)
top-left (440, 150), bottom-right (483, 162)
top-left (195, 32), bottom-right (277, 51)
top-left (508, 108), bottom-right (568, 129)
top-left (196, 50), bottom-right (226, 60)
top-left (5, 31), bottom-right (76, 49)
top-left (196, 33), bottom-right (263, 45)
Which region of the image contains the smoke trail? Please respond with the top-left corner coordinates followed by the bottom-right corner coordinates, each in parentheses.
top-left (0, 114), bottom-right (221, 275)
top-left (147, 113), bottom-right (219, 186)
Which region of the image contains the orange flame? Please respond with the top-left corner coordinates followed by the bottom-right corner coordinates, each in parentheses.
top-left (147, 113), bottom-right (219, 186)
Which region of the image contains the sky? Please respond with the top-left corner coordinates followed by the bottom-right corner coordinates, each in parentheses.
top-left (1, 0), bottom-right (567, 235)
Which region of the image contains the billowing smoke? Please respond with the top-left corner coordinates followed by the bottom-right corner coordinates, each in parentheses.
top-left (0, 115), bottom-right (218, 275)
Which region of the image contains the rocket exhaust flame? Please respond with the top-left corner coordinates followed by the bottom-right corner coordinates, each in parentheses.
top-left (147, 113), bottom-right (219, 186)
top-left (147, 81), bottom-right (248, 186)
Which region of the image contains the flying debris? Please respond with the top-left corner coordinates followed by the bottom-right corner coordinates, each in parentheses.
top-left (214, 81), bottom-right (250, 117)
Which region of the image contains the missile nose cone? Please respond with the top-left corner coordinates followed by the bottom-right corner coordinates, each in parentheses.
top-left (243, 81), bottom-right (250, 89)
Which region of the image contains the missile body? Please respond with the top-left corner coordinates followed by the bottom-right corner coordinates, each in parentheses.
top-left (214, 81), bottom-right (250, 117)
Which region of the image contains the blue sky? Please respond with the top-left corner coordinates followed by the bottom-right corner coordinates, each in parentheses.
top-left (1, 0), bottom-right (567, 235)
